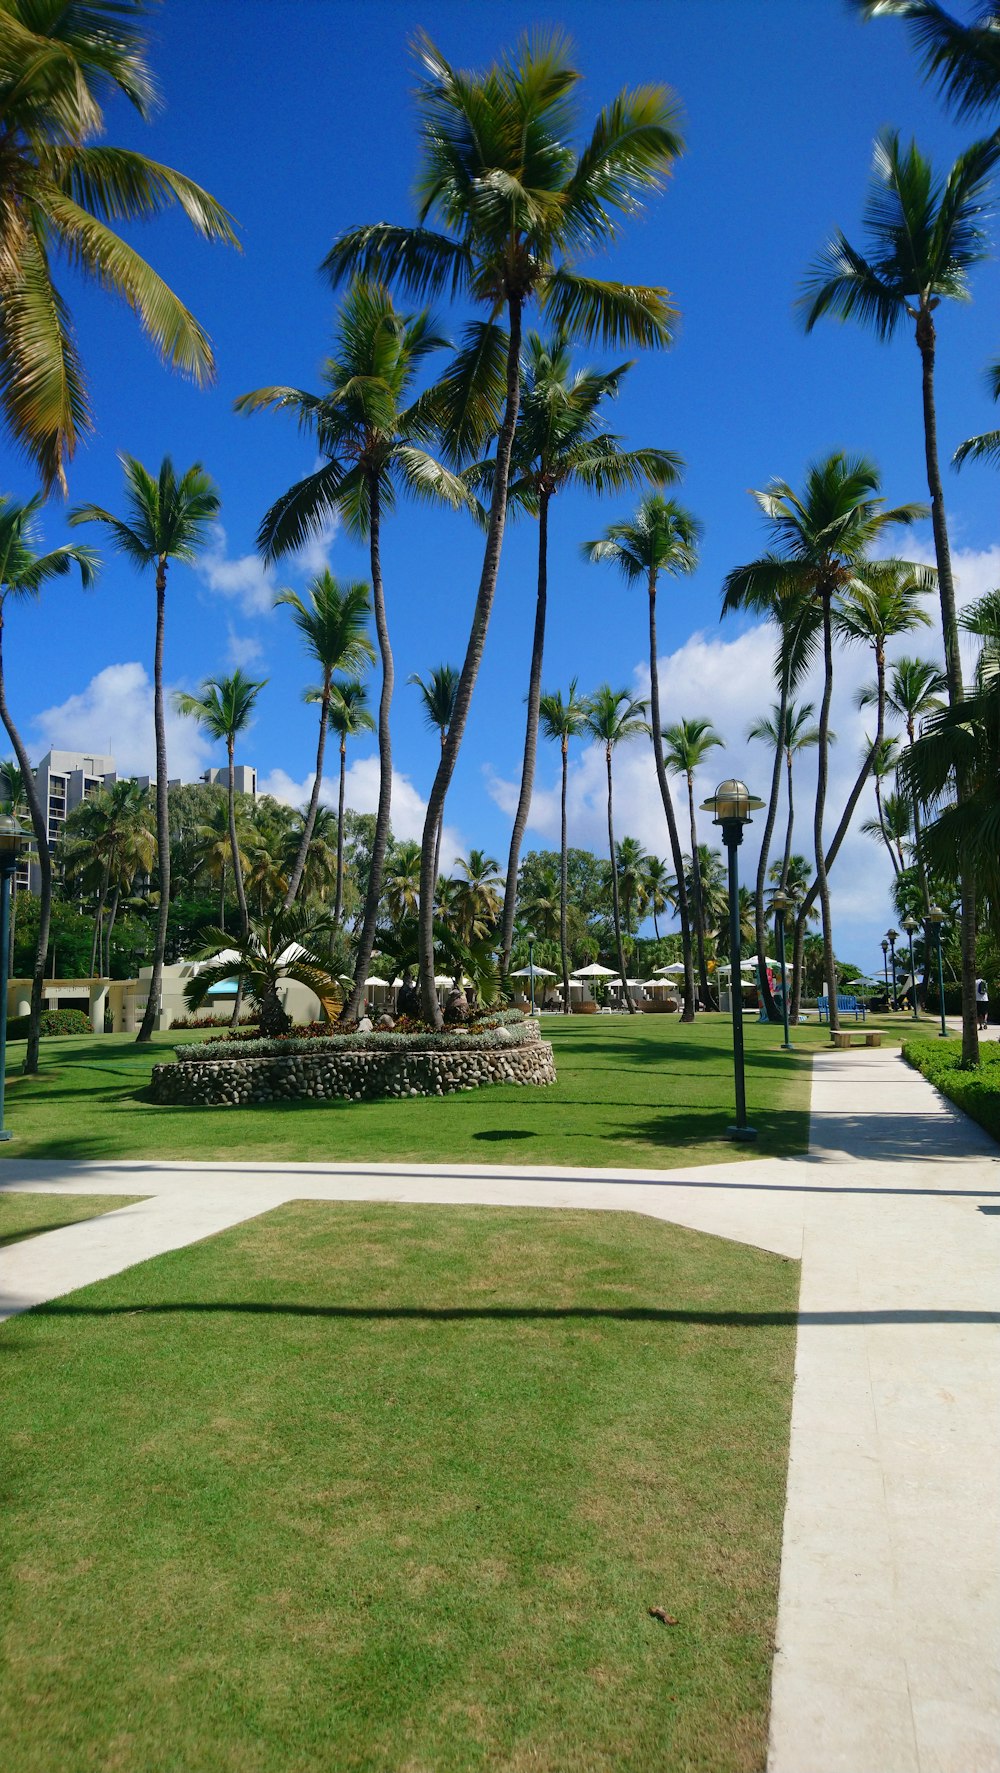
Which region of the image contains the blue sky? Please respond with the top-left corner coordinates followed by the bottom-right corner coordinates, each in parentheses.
top-left (11, 0), bottom-right (1000, 971)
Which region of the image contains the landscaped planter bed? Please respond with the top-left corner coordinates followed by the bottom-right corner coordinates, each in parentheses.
top-left (150, 1015), bottom-right (556, 1106)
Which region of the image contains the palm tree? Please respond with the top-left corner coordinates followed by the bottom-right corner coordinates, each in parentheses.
top-left (0, 494), bottom-right (98, 1071)
top-left (521, 869), bottom-right (562, 945)
top-left (238, 279), bottom-right (468, 1023)
top-left (326, 680), bottom-right (376, 927)
top-left (71, 456), bottom-right (220, 1042)
top-left (191, 797), bottom-right (243, 929)
top-left (492, 334), bottom-right (681, 974)
top-left (62, 779), bottom-right (154, 977)
top-left (661, 717), bottom-right (724, 1006)
top-left (287, 804), bottom-right (341, 908)
top-left (383, 840), bottom-right (423, 925)
top-left (641, 855), bottom-right (674, 941)
top-left (686, 845), bottom-right (728, 972)
top-left (800, 132), bottom-right (998, 1063)
top-left (863, 787), bottom-right (913, 874)
top-left (326, 34), bottom-right (682, 1023)
top-left (583, 687), bottom-right (649, 1013)
top-left (851, 3), bottom-right (1000, 122)
top-left (722, 454), bottom-right (926, 1034)
top-left (748, 697), bottom-right (822, 897)
top-left (408, 663), bottom-right (459, 881)
top-left (539, 678), bottom-right (587, 1013)
top-left (584, 495), bottom-right (702, 1021)
top-left (864, 736), bottom-right (905, 874)
top-left (862, 654), bottom-right (947, 920)
top-left (277, 574), bottom-right (375, 908)
top-left (0, 1), bottom-right (237, 492)
top-left (185, 908), bottom-right (343, 1038)
top-left (0, 757), bottom-right (30, 972)
top-left (453, 850), bottom-right (503, 944)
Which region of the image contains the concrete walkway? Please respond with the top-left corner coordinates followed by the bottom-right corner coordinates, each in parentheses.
top-left (1, 1046), bottom-right (998, 1773)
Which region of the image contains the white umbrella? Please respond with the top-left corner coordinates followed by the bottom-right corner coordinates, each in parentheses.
top-left (716, 960), bottom-right (756, 975)
top-left (510, 964), bottom-right (555, 977)
top-left (654, 962), bottom-right (685, 975)
top-left (571, 962), bottom-right (619, 978)
top-left (364, 976), bottom-right (390, 988)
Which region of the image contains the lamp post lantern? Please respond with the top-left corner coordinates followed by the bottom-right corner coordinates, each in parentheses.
top-left (881, 938), bottom-right (890, 1005)
top-left (902, 916), bottom-right (920, 1021)
top-left (526, 931), bottom-right (537, 1017)
top-left (770, 887), bottom-right (794, 1051)
top-left (926, 904), bottom-right (948, 1038)
top-left (886, 928), bottom-right (900, 1010)
top-left (700, 780), bottom-right (765, 1140)
top-left (0, 814), bottom-right (28, 1140)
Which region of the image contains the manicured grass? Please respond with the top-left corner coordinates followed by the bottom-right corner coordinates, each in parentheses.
top-left (0, 1191), bottom-right (144, 1248)
top-left (903, 1035), bottom-right (1000, 1143)
top-left (1, 1201), bottom-right (797, 1772)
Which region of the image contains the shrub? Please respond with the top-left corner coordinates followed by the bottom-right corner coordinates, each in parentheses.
top-left (7, 1008), bottom-right (92, 1039)
top-left (177, 1009), bottom-right (531, 1063)
top-left (902, 1037), bottom-right (1000, 1144)
top-left (169, 1012), bottom-right (259, 1030)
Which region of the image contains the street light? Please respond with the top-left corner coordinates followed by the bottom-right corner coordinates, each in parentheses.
top-left (926, 904), bottom-right (948, 1038)
top-left (700, 779), bottom-right (765, 1140)
top-left (902, 915), bottom-right (920, 1021)
top-left (886, 928), bottom-right (900, 1009)
top-left (770, 887), bottom-right (794, 1051)
top-left (881, 937), bottom-right (890, 1005)
top-left (526, 930), bottom-right (537, 1017)
top-left (0, 813), bottom-right (28, 1140)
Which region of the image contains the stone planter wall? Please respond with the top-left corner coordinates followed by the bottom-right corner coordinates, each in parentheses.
top-left (150, 1034), bottom-right (556, 1107)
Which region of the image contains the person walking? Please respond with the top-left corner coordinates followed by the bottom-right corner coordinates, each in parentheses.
top-left (976, 978), bottom-right (990, 1033)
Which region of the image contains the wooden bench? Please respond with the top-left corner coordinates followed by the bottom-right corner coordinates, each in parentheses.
top-left (832, 1029), bottom-right (881, 1049)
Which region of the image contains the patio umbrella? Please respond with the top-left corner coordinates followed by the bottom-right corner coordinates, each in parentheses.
top-left (510, 964), bottom-right (555, 977)
top-left (571, 962), bottom-right (619, 977)
top-left (653, 962), bottom-right (685, 975)
top-left (364, 976), bottom-right (390, 988)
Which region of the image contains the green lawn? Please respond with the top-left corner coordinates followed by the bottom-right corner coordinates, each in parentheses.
top-left (0, 1201), bottom-right (797, 1772)
top-left (0, 1192), bottom-right (144, 1248)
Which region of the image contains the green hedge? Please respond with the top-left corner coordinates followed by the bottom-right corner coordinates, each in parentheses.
top-left (7, 1008), bottom-right (93, 1039)
top-left (902, 1037), bottom-right (1000, 1144)
top-left (174, 1009), bottom-right (532, 1064)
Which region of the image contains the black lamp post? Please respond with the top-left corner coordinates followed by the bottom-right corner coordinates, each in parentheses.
top-left (527, 931), bottom-right (537, 1017)
top-left (902, 915), bottom-right (920, 1021)
top-left (886, 928), bottom-right (900, 1009)
top-left (927, 903), bottom-right (948, 1038)
top-left (0, 813), bottom-right (28, 1140)
top-left (881, 938), bottom-right (890, 1005)
top-left (770, 887), bottom-right (794, 1051)
top-left (700, 779), bottom-right (765, 1140)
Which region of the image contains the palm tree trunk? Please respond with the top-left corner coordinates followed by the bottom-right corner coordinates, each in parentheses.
top-left (104, 885), bottom-right (120, 979)
top-left (137, 560), bottom-right (170, 1044)
top-left (0, 614), bottom-right (50, 1074)
top-left (559, 736), bottom-right (571, 1014)
top-left (814, 591), bottom-right (839, 1036)
top-left (219, 861), bottom-right (226, 932)
top-left (432, 734), bottom-right (446, 886)
top-left (917, 307), bottom-right (977, 1065)
top-left (227, 734), bottom-right (248, 1028)
top-left (754, 682), bottom-right (787, 1022)
top-left (284, 674), bottom-right (330, 909)
top-left (781, 752), bottom-right (795, 889)
top-left (500, 488), bottom-right (550, 977)
top-left (334, 737), bottom-right (347, 927)
top-left (606, 747), bottom-right (634, 1013)
top-left (344, 476), bottom-right (391, 1022)
top-left (685, 774), bottom-right (710, 1006)
top-left (646, 578), bottom-right (696, 1022)
top-left (90, 863), bottom-right (110, 976)
top-left (874, 772), bottom-right (901, 876)
top-left (418, 295), bottom-right (524, 1027)
top-left (906, 715), bottom-right (932, 1010)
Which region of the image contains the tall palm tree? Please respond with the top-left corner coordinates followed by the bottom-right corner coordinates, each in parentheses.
top-left (863, 787), bottom-right (913, 873)
top-left (800, 132), bottom-right (998, 1063)
top-left (327, 680), bottom-right (376, 928)
top-left (722, 454), bottom-right (926, 1035)
top-left (641, 854), bottom-right (674, 941)
top-left (615, 836), bottom-right (648, 965)
top-left (491, 333), bottom-right (681, 974)
top-left (238, 279), bottom-right (468, 1023)
top-left (326, 34), bottom-right (683, 1023)
top-left (383, 840), bottom-right (423, 925)
top-left (71, 456), bottom-right (220, 1043)
top-left (408, 663), bottom-right (459, 881)
top-left (191, 797), bottom-right (243, 930)
top-left (661, 717), bottom-right (724, 1006)
top-left (583, 686), bottom-right (649, 1013)
top-left (0, 494), bottom-right (97, 1072)
top-left (748, 698), bottom-right (822, 897)
top-left (862, 654), bottom-right (948, 919)
top-left (452, 850), bottom-right (503, 944)
top-left (276, 574), bottom-right (374, 908)
top-left (584, 495), bottom-right (701, 1021)
top-left (864, 735), bottom-right (904, 874)
top-left (0, 0), bottom-right (238, 492)
top-left (539, 678), bottom-right (587, 1013)
top-left (62, 779), bottom-right (154, 977)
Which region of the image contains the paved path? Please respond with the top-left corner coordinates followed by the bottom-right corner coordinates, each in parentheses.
top-left (1, 1047), bottom-right (998, 1773)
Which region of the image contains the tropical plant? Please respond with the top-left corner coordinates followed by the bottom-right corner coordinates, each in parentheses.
top-left (61, 779), bottom-right (154, 978)
top-left (863, 735), bottom-right (905, 874)
top-left (863, 786), bottom-right (913, 872)
top-left (285, 804), bottom-right (341, 908)
top-left (852, 3), bottom-right (1000, 122)
top-left (277, 573), bottom-right (375, 907)
top-left (190, 796), bottom-right (245, 929)
top-left (722, 453), bottom-right (926, 1032)
top-left (327, 679), bottom-right (376, 926)
top-left (382, 839), bottom-right (423, 924)
top-left (452, 849), bottom-right (503, 943)
top-left (584, 495), bottom-right (701, 1020)
top-left (748, 696), bottom-right (822, 899)
top-left (71, 456), bottom-right (220, 1042)
top-left (0, 1), bottom-right (238, 491)
top-left (583, 686), bottom-right (649, 1012)
top-left (0, 494), bottom-right (97, 1071)
top-left (184, 908), bottom-right (343, 1038)
top-left (862, 654), bottom-right (947, 928)
top-left (326, 33), bottom-right (682, 1021)
top-left (520, 867), bottom-right (562, 945)
top-left (801, 132), bottom-right (998, 1062)
top-left (641, 854), bottom-right (674, 940)
top-left (615, 836), bottom-right (648, 943)
top-left (661, 717), bottom-right (724, 1005)
top-left (238, 278), bottom-right (467, 1024)
top-left (408, 662), bottom-right (459, 880)
top-left (538, 678), bottom-right (588, 1013)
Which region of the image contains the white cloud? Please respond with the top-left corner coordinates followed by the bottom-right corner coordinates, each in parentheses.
top-left (293, 513), bottom-right (340, 578)
top-left (259, 753), bottom-right (465, 866)
top-left (32, 662), bottom-right (212, 783)
top-left (197, 524), bottom-right (279, 616)
top-left (225, 624), bottom-right (264, 669)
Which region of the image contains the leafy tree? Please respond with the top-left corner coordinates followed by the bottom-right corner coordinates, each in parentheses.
top-left (383, 839), bottom-right (422, 925)
top-left (61, 779), bottom-right (154, 976)
top-left (538, 679), bottom-right (588, 1011)
top-left (583, 686), bottom-right (649, 1013)
top-left (661, 717), bottom-right (724, 1004)
top-left (452, 849), bottom-right (503, 943)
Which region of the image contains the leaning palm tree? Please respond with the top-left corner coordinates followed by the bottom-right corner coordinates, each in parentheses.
top-left (278, 574), bottom-right (375, 907)
top-left (539, 678), bottom-right (588, 1012)
top-left (490, 333), bottom-right (681, 975)
top-left (326, 680), bottom-right (376, 927)
top-left (0, 494), bottom-right (98, 1072)
top-left (237, 278), bottom-right (468, 1022)
top-left (408, 662), bottom-right (459, 881)
top-left (722, 454), bottom-right (927, 1035)
top-left (800, 132), bottom-right (998, 1063)
top-left (326, 33), bottom-right (683, 1023)
top-left (583, 687), bottom-right (650, 1014)
top-left (863, 786), bottom-right (913, 874)
top-left (584, 495), bottom-right (702, 1021)
top-left (661, 718), bottom-right (724, 1006)
top-left (0, 1), bottom-right (238, 492)
top-left (71, 456), bottom-right (221, 1043)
